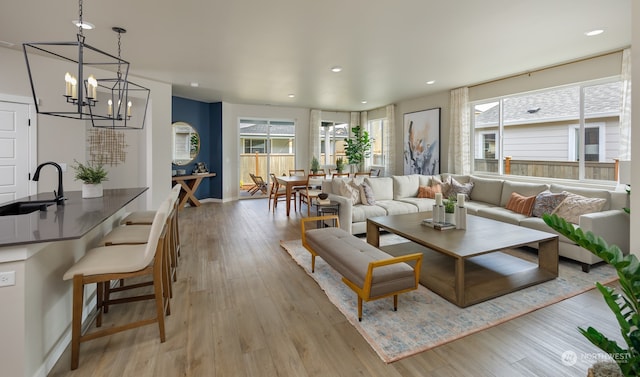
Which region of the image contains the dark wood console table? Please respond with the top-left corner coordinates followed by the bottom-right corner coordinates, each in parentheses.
top-left (171, 173), bottom-right (216, 209)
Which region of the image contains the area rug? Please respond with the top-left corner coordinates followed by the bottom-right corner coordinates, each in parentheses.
top-left (279, 236), bottom-right (619, 363)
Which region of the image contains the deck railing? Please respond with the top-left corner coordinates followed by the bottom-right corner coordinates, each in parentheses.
top-left (474, 158), bottom-right (616, 181)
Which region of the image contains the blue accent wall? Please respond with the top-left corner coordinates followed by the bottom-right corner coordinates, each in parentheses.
top-left (172, 97), bottom-right (223, 199)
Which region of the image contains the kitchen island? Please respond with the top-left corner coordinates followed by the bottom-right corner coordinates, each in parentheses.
top-left (0, 187), bottom-right (148, 377)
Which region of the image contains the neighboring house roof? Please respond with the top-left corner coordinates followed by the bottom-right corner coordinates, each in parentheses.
top-left (239, 122), bottom-right (295, 137)
top-left (475, 81), bottom-right (621, 127)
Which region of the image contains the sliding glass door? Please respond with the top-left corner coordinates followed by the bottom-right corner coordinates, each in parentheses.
top-left (239, 118), bottom-right (295, 195)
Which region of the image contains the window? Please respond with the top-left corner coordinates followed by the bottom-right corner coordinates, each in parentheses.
top-left (367, 118), bottom-right (386, 166)
top-left (320, 121), bottom-right (348, 167)
top-left (243, 139), bottom-right (266, 154)
top-left (471, 79), bottom-right (621, 181)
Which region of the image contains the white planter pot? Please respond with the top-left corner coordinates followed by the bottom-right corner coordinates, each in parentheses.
top-left (445, 212), bottom-right (456, 225)
top-left (82, 183), bottom-right (103, 198)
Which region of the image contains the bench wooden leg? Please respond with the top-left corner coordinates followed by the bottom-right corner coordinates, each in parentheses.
top-left (358, 297), bottom-right (363, 322)
top-left (311, 255), bottom-right (316, 273)
top-left (393, 295), bottom-right (398, 312)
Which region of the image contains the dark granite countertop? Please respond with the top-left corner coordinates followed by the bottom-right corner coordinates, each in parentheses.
top-left (0, 187), bottom-right (148, 247)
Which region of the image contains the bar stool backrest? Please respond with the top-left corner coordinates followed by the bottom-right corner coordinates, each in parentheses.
top-left (138, 200), bottom-right (171, 270)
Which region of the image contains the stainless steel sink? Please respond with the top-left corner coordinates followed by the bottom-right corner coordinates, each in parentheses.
top-left (0, 201), bottom-right (55, 216)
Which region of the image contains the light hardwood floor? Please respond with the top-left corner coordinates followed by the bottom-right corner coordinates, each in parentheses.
top-left (48, 199), bottom-right (621, 377)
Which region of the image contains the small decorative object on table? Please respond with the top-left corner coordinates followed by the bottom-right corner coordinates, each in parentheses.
top-left (422, 218), bottom-right (456, 230)
top-left (455, 193), bottom-right (467, 230)
top-left (72, 160), bottom-right (108, 198)
top-left (193, 162), bottom-right (209, 174)
top-left (317, 193), bottom-right (330, 205)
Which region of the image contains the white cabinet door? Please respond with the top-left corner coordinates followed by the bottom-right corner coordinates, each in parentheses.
top-left (0, 101), bottom-right (30, 204)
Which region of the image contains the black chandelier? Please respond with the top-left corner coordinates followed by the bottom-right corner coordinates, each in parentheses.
top-left (22, 0), bottom-right (149, 129)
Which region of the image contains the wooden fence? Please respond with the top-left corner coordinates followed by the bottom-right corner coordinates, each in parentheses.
top-left (240, 153), bottom-right (295, 187)
top-left (474, 158), bottom-right (616, 181)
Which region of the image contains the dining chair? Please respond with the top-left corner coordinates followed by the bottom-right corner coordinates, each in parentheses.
top-left (288, 169), bottom-right (306, 177)
top-left (355, 171), bottom-right (370, 177)
top-left (332, 173), bottom-right (350, 179)
top-left (269, 173), bottom-right (296, 212)
top-left (299, 172), bottom-right (326, 215)
top-left (62, 199), bottom-right (171, 370)
top-left (370, 168), bottom-right (381, 177)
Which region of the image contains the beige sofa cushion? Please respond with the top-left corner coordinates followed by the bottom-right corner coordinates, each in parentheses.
top-left (393, 175), bottom-right (420, 199)
top-left (500, 181), bottom-right (549, 207)
top-left (470, 176), bottom-right (504, 206)
top-left (365, 177), bottom-right (394, 201)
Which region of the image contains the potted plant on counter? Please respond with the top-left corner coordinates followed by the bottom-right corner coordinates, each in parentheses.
top-left (310, 156), bottom-right (320, 174)
top-left (336, 157), bottom-right (345, 173)
top-left (72, 160), bottom-right (108, 198)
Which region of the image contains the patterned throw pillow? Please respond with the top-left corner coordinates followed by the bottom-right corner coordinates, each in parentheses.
top-left (449, 177), bottom-right (474, 201)
top-left (339, 179), bottom-right (361, 205)
top-left (417, 185), bottom-right (441, 199)
top-left (505, 192), bottom-right (536, 216)
top-left (359, 181), bottom-right (376, 205)
top-left (551, 191), bottom-right (606, 224)
top-left (431, 176), bottom-right (451, 197)
top-left (531, 190), bottom-right (567, 217)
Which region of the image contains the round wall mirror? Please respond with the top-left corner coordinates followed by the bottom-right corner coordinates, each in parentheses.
top-left (172, 121), bottom-right (200, 166)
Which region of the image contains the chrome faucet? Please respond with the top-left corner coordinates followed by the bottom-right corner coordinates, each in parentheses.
top-left (32, 161), bottom-right (66, 205)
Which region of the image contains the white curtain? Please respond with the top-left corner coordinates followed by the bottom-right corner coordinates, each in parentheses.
top-left (359, 111), bottom-right (368, 171)
top-left (448, 87), bottom-right (471, 174)
top-left (384, 104), bottom-right (395, 176)
top-left (309, 109), bottom-right (321, 166)
top-left (620, 48), bottom-right (632, 160)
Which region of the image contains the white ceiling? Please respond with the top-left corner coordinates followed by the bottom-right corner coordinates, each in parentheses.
top-left (0, 0), bottom-right (631, 111)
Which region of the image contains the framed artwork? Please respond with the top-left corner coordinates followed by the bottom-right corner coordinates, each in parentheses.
top-left (403, 107), bottom-right (441, 175)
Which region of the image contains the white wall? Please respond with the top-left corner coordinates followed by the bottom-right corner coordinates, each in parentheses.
top-left (0, 46), bottom-right (172, 210)
top-left (222, 102), bottom-right (310, 200)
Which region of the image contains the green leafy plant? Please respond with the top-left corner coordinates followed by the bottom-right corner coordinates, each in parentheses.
top-left (336, 157), bottom-right (345, 173)
top-left (344, 126), bottom-right (372, 172)
top-left (542, 213), bottom-right (638, 376)
top-left (310, 156), bottom-right (320, 173)
top-left (72, 160), bottom-right (108, 184)
top-left (444, 197), bottom-right (456, 214)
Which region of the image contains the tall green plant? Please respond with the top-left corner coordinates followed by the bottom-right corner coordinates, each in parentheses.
top-left (344, 126), bottom-right (371, 172)
top-left (543, 213), bottom-right (639, 376)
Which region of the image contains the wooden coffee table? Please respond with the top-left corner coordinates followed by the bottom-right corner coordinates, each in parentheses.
top-left (366, 212), bottom-right (559, 307)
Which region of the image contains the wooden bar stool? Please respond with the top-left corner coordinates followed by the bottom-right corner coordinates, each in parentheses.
top-left (62, 200), bottom-right (171, 370)
top-left (99, 196), bottom-right (179, 306)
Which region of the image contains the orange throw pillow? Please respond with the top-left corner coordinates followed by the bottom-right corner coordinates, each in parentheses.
top-left (417, 185), bottom-right (441, 199)
top-left (505, 192), bottom-right (536, 216)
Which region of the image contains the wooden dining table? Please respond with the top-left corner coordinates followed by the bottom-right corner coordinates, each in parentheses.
top-left (275, 175), bottom-right (307, 216)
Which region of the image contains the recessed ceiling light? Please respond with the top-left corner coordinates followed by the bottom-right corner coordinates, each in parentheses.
top-left (361, 100), bottom-right (367, 104)
top-left (288, 94), bottom-right (295, 98)
top-left (585, 29), bottom-right (604, 37)
top-left (426, 80), bottom-right (435, 85)
top-left (190, 82), bottom-right (199, 87)
top-left (330, 66), bottom-right (343, 73)
top-left (72, 20), bottom-right (95, 30)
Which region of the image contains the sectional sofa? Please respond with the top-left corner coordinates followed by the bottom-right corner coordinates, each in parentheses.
top-left (322, 174), bottom-right (630, 272)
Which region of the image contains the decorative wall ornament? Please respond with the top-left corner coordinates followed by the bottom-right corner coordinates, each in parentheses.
top-left (403, 107), bottom-right (441, 175)
top-left (87, 128), bottom-right (128, 166)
